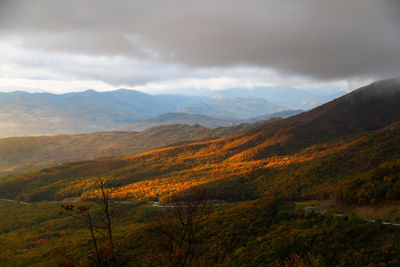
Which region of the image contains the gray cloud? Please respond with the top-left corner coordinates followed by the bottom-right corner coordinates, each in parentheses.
top-left (0, 0), bottom-right (399, 81)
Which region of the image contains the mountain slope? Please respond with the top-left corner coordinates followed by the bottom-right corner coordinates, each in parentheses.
top-left (227, 78), bottom-right (400, 156)
top-left (251, 120), bottom-right (400, 201)
top-left (0, 79), bottom-right (399, 202)
top-left (0, 123), bottom-right (254, 178)
top-left (2, 120), bottom-right (398, 202)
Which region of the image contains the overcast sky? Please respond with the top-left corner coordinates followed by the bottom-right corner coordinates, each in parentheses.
top-left (0, 0), bottom-right (399, 94)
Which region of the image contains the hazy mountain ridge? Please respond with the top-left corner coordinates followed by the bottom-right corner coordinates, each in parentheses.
top-left (116, 110), bottom-right (303, 131)
top-left (157, 85), bottom-right (346, 110)
top-left (182, 85), bottom-right (346, 109)
top-left (116, 113), bottom-right (237, 131)
top-left (0, 89), bottom-right (197, 138)
top-left (0, 86), bottom-right (342, 138)
top-left (181, 97), bottom-right (285, 119)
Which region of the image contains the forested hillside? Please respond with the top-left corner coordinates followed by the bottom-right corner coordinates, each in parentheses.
top-left (0, 123), bottom-right (254, 178)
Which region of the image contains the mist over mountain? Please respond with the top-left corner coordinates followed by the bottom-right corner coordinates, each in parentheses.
top-left (208, 86), bottom-right (346, 109)
top-left (117, 113), bottom-right (236, 131)
top-left (0, 89), bottom-right (171, 137)
top-left (0, 86), bottom-right (340, 138)
top-left (242, 110), bottom-right (304, 124)
top-left (117, 110), bottom-right (304, 131)
top-left (182, 97), bottom-right (285, 120)
top-left (0, 89), bottom-right (256, 137)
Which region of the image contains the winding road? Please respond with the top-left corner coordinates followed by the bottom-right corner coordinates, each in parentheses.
top-left (0, 198), bottom-right (30, 205)
top-left (1, 198), bottom-right (399, 227)
top-left (301, 205), bottom-right (400, 227)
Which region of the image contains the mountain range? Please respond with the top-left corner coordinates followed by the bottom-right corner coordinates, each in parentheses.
top-left (0, 85), bottom-right (342, 138)
top-left (116, 110), bottom-right (303, 131)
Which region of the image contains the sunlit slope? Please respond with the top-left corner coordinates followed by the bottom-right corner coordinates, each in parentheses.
top-left (1, 120), bottom-right (398, 202)
top-left (0, 123), bottom-right (253, 177)
top-left (0, 79), bottom-right (399, 202)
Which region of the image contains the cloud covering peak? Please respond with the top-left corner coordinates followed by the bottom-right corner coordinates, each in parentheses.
top-left (0, 0), bottom-right (399, 92)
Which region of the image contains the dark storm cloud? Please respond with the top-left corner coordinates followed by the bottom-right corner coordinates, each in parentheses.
top-left (0, 0), bottom-right (399, 80)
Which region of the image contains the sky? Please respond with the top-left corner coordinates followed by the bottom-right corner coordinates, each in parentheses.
top-left (0, 0), bottom-right (399, 94)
